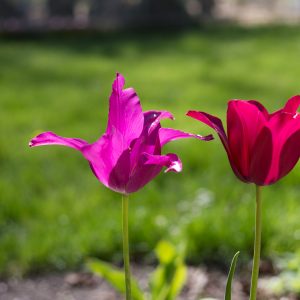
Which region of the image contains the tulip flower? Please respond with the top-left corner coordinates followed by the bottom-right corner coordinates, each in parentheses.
top-left (30, 73), bottom-right (212, 194)
top-left (187, 95), bottom-right (300, 300)
top-left (187, 95), bottom-right (300, 186)
top-left (29, 73), bottom-right (212, 300)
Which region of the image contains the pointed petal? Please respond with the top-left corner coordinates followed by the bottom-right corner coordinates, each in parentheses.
top-left (144, 152), bottom-right (182, 173)
top-left (186, 109), bottom-right (246, 181)
top-left (106, 73), bottom-right (144, 148)
top-left (282, 95), bottom-right (300, 114)
top-left (270, 95), bottom-right (300, 119)
top-left (159, 128), bottom-right (213, 146)
top-left (186, 110), bottom-right (228, 148)
top-left (29, 131), bottom-right (88, 150)
top-left (28, 132), bottom-right (126, 189)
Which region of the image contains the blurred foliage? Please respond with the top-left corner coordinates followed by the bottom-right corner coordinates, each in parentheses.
top-left (88, 240), bottom-right (186, 300)
top-left (150, 241), bottom-right (186, 300)
top-left (0, 0), bottom-right (215, 30)
top-left (0, 25), bottom-right (300, 276)
top-left (262, 251), bottom-right (300, 296)
top-left (88, 259), bottom-right (145, 300)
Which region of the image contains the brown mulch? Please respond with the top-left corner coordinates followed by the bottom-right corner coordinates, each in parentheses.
top-left (0, 266), bottom-right (298, 300)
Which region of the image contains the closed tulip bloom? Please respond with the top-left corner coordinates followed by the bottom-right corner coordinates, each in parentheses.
top-left (30, 73), bottom-right (212, 194)
top-left (187, 95), bottom-right (300, 186)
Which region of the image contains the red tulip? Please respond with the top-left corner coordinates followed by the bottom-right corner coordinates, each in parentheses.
top-left (187, 96), bottom-right (300, 185)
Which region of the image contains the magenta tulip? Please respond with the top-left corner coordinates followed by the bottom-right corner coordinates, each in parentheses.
top-left (30, 73), bottom-right (214, 300)
top-left (30, 73), bottom-right (212, 194)
top-left (187, 95), bottom-right (300, 186)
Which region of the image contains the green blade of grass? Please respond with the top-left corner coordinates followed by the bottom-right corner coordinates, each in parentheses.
top-left (225, 251), bottom-right (240, 300)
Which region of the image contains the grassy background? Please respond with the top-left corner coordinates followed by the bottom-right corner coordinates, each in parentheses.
top-left (1, 26), bottom-right (300, 277)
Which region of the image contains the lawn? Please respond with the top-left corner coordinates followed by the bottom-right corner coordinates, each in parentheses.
top-left (1, 25), bottom-right (300, 277)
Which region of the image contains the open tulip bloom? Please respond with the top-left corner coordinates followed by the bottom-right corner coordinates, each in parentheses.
top-left (187, 95), bottom-right (300, 300)
top-left (29, 73), bottom-right (212, 300)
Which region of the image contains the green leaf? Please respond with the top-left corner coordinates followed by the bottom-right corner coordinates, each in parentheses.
top-left (150, 265), bottom-right (168, 299)
top-left (87, 259), bottom-right (145, 300)
top-left (225, 251), bottom-right (240, 300)
top-left (155, 240), bottom-right (177, 265)
top-left (167, 263), bottom-right (187, 300)
top-left (150, 241), bottom-right (187, 300)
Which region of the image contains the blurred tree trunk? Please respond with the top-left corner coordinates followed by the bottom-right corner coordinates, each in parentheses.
top-left (0, 0), bottom-right (216, 30)
top-left (128, 0), bottom-right (191, 27)
top-left (0, 0), bottom-right (25, 18)
top-left (90, 0), bottom-right (191, 29)
top-left (48, 0), bottom-right (74, 16)
top-left (199, 0), bottom-right (215, 19)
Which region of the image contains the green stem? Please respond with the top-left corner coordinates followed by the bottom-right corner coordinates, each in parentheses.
top-left (249, 185), bottom-right (262, 300)
top-left (122, 194), bottom-right (131, 300)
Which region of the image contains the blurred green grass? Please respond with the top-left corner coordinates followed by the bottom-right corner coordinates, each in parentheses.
top-left (1, 26), bottom-right (300, 276)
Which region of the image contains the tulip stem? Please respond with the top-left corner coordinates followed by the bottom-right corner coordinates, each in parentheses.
top-left (122, 194), bottom-right (131, 300)
top-left (249, 185), bottom-right (262, 300)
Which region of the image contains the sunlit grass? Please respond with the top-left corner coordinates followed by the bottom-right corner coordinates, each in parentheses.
top-left (1, 26), bottom-right (300, 276)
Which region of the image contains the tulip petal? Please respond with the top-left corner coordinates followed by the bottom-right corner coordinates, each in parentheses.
top-left (186, 110), bottom-right (228, 147)
top-left (82, 131), bottom-right (130, 194)
top-left (227, 100), bottom-right (268, 179)
top-left (249, 126), bottom-right (273, 185)
top-left (159, 128), bottom-right (213, 146)
top-left (248, 100), bottom-right (269, 119)
top-left (266, 97), bottom-right (300, 184)
top-left (29, 131), bottom-right (88, 150)
top-left (267, 114), bottom-right (300, 184)
top-left (130, 110), bottom-right (175, 160)
top-left (144, 110), bottom-right (174, 135)
top-left (144, 152), bottom-right (182, 173)
top-left (278, 129), bottom-right (300, 180)
top-left (106, 73), bottom-right (144, 149)
top-left (186, 109), bottom-right (245, 181)
top-left (282, 95), bottom-right (300, 114)
top-left (127, 110), bottom-right (171, 166)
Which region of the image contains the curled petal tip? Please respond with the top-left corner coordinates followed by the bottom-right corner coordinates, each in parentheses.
top-left (28, 141), bottom-right (33, 147)
top-left (164, 153), bottom-right (183, 173)
top-left (159, 111), bottom-right (174, 120)
top-left (198, 133), bottom-right (214, 141)
top-left (28, 133), bottom-right (44, 147)
top-left (164, 160), bottom-right (182, 173)
top-left (143, 152), bottom-right (182, 173)
top-left (145, 110), bottom-right (175, 135)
